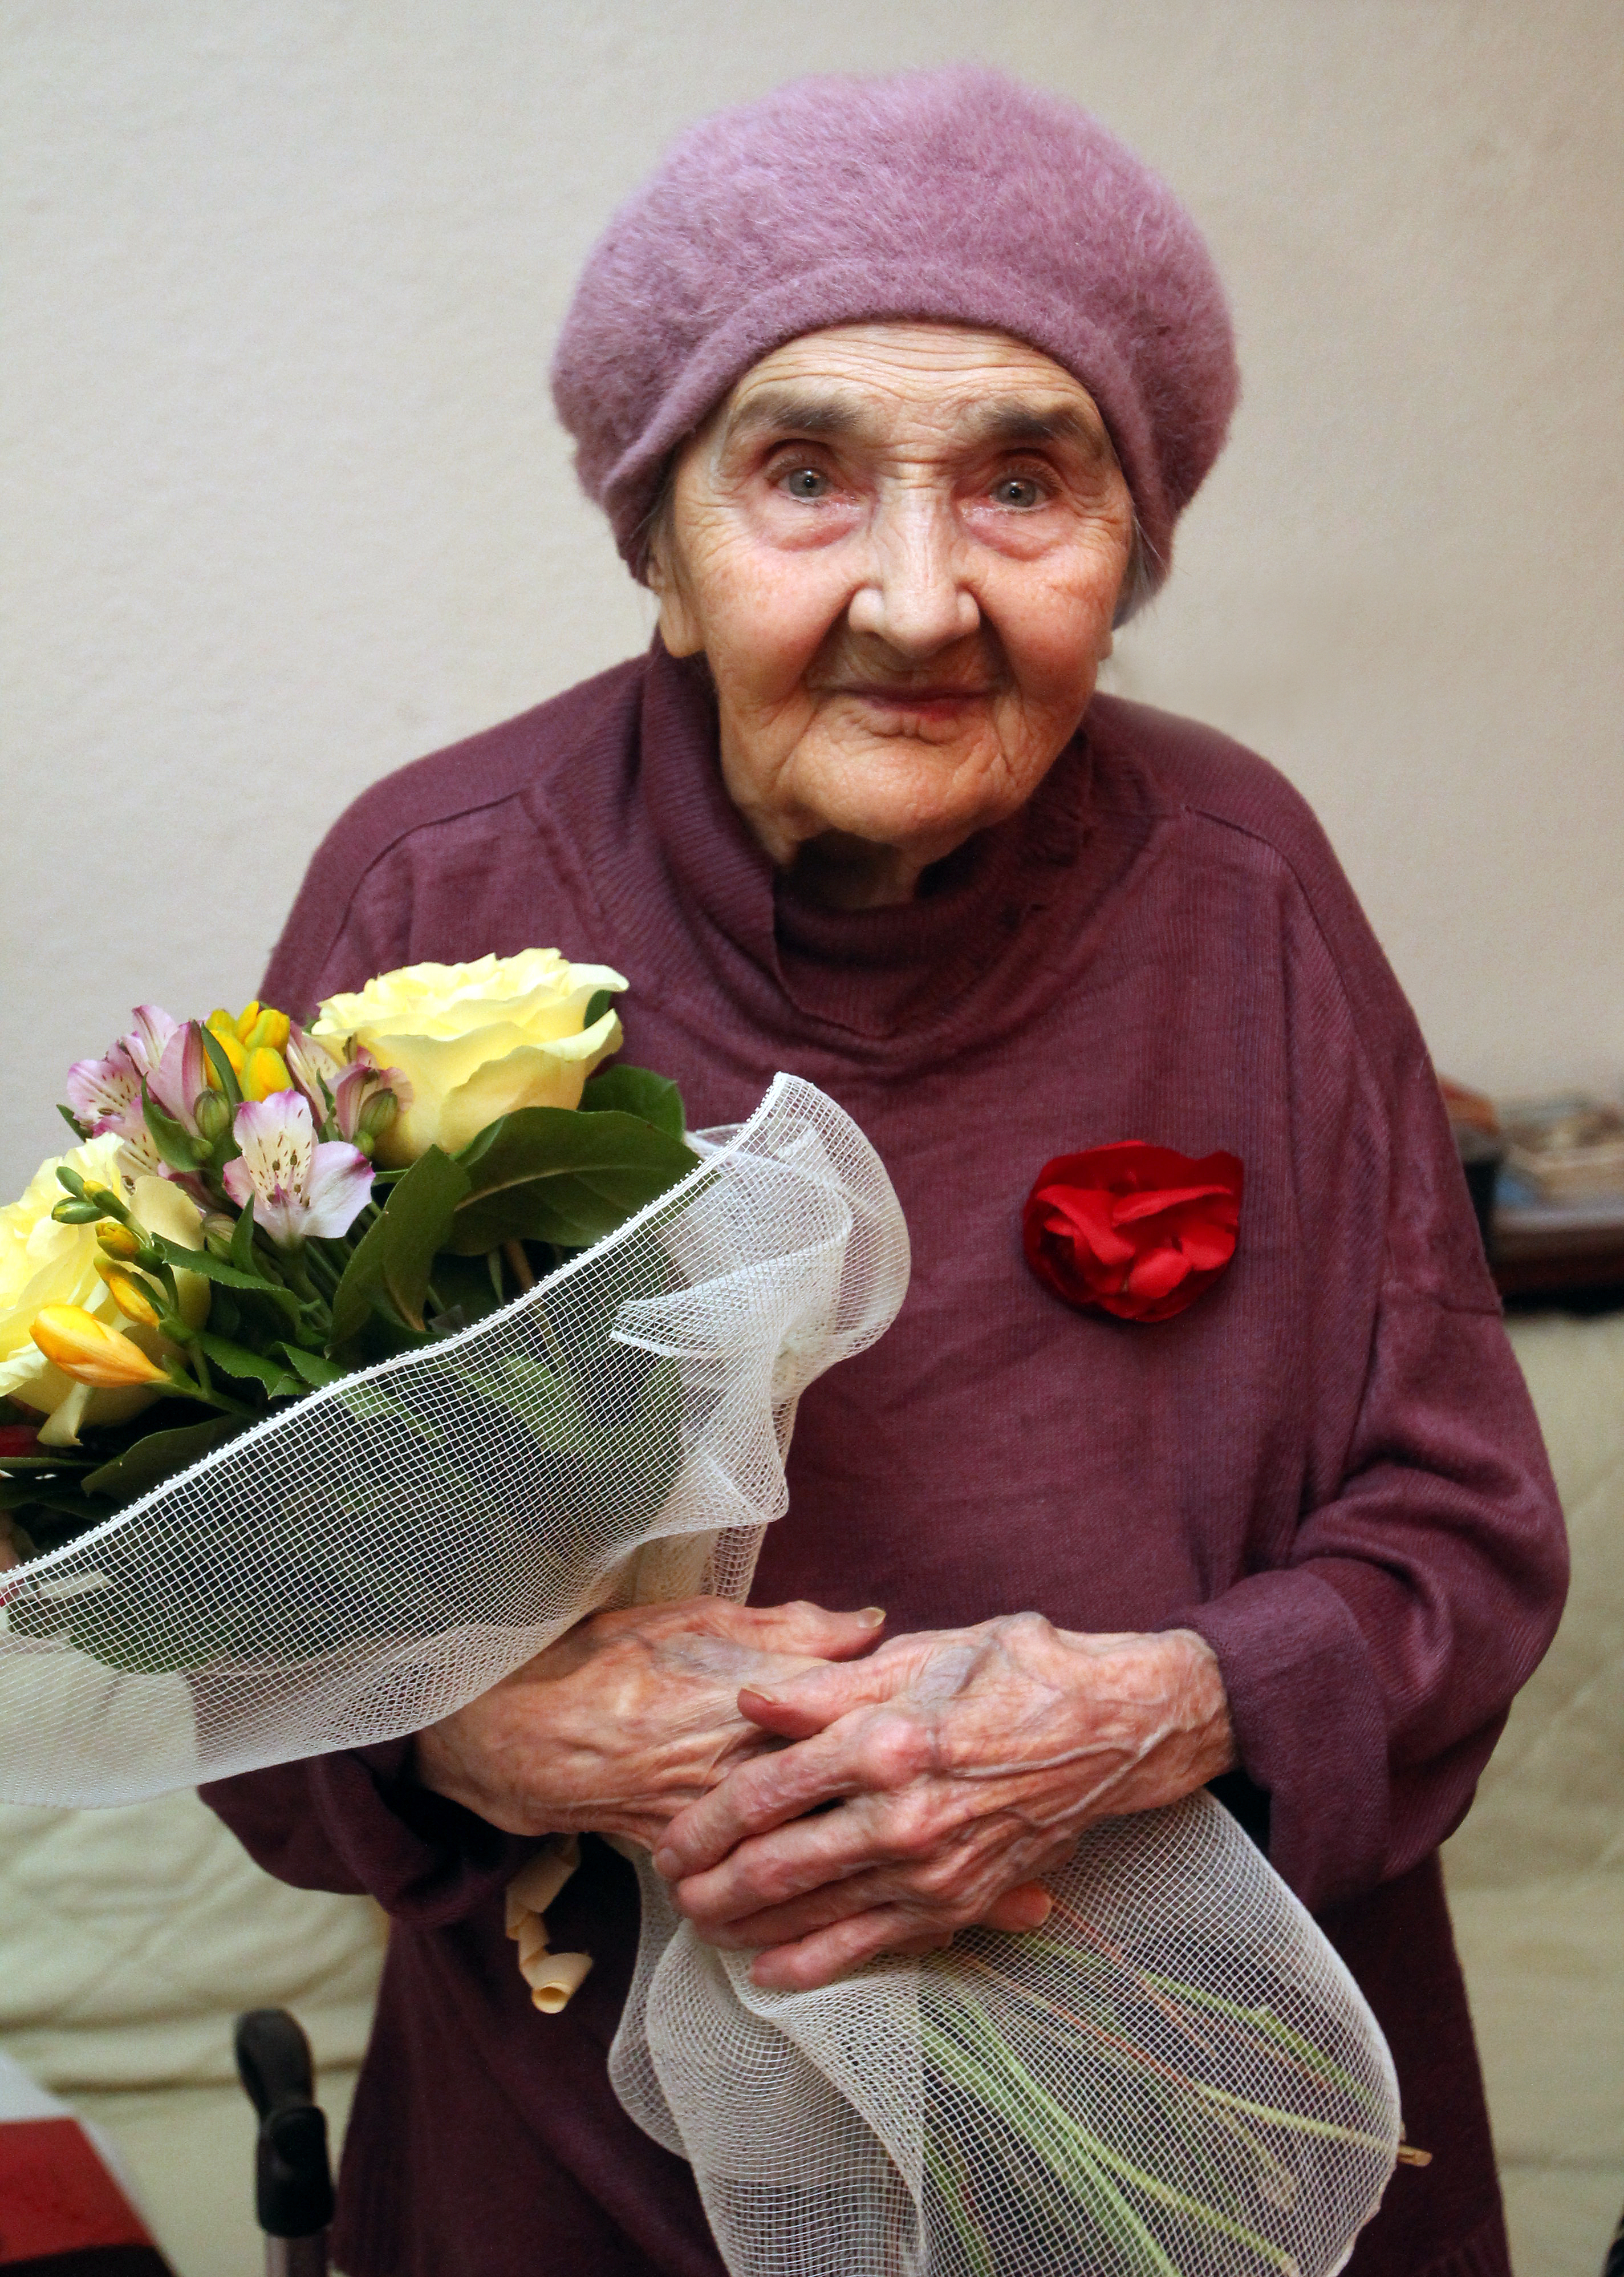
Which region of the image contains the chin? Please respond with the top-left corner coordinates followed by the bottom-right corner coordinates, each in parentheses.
top-left (815, 784), bottom-right (980, 844)
top-left (810, 746), bottom-right (1013, 844)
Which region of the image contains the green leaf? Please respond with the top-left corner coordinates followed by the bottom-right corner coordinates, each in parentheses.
top-left (451, 1119), bottom-right (504, 1170)
top-left (192, 1330), bottom-right (302, 1398)
top-left (421, 1249), bottom-right (509, 1334)
top-left (196, 1022), bottom-right (244, 1108)
top-left (583, 987), bottom-right (616, 1031)
top-left (56, 1102), bottom-right (91, 1142)
top-left (0, 1477), bottom-right (115, 1528)
top-left (0, 1513), bottom-right (38, 1560)
top-left (336, 1379), bottom-right (446, 1444)
top-left (151, 1234), bottom-right (302, 1327)
top-left (229, 1201), bottom-right (259, 1273)
top-left (329, 1145), bottom-right (470, 1341)
top-left (273, 1343), bottom-right (347, 1389)
top-left (141, 1087), bottom-right (205, 1172)
top-left (446, 1354), bottom-right (598, 1455)
top-left (446, 1108), bottom-right (695, 1254)
top-left (579, 1064), bottom-right (687, 1141)
top-left (82, 1415), bottom-right (249, 1503)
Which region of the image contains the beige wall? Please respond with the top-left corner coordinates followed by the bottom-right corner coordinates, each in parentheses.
top-left (2, 0), bottom-right (1620, 1196)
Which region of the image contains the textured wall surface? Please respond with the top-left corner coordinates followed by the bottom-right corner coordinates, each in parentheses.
top-left (2, 1), bottom-right (1621, 1194)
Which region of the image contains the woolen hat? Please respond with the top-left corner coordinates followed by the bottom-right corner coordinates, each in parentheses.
top-left (551, 66), bottom-right (1239, 595)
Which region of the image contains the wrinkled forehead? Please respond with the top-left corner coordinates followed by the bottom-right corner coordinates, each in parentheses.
top-left (701, 322), bottom-right (1119, 464)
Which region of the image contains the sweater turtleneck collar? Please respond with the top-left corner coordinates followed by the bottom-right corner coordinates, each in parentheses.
top-left (636, 641), bottom-right (1098, 1042)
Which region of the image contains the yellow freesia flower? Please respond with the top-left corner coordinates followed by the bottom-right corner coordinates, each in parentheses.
top-left (204, 1013), bottom-right (248, 1081)
top-left (31, 1307), bottom-right (169, 1389)
top-left (242, 1006), bottom-right (290, 1054)
top-left (202, 1006), bottom-right (294, 1095)
top-left (0, 1137), bottom-right (210, 1446)
top-left (94, 1259), bottom-right (163, 1328)
top-left (242, 1046), bottom-right (293, 1100)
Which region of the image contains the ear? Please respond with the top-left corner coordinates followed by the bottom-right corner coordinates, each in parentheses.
top-left (643, 505), bottom-right (706, 659)
top-left (649, 565), bottom-right (706, 659)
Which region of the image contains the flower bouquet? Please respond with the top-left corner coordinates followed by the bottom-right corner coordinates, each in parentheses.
top-left (0, 951), bottom-right (691, 1574)
top-left (0, 955), bottom-right (911, 1785)
top-left (0, 954), bottom-right (1401, 2277)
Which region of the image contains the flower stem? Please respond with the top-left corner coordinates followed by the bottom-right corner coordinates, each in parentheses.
top-left (301, 1244), bottom-right (341, 1296)
top-left (162, 1366), bottom-right (254, 1421)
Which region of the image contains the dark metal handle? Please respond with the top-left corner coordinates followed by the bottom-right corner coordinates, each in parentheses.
top-left (267, 2237), bottom-right (330, 2276)
top-left (235, 2009), bottom-right (336, 2243)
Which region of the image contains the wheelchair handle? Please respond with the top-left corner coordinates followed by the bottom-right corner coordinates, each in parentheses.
top-left (234, 2009), bottom-right (336, 2254)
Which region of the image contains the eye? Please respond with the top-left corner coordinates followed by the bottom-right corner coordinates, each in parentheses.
top-left (991, 474), bottom-right (1046, 510)
top-left (774, 464), bottom-right (833, 500)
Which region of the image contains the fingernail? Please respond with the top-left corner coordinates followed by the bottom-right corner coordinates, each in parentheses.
top-left (652, 1848), bottom-right (678, 1878)
top-left (856, 1606), bottom-right (886, 1627)
top-left (740, 1686), bottom-right (781, 1708)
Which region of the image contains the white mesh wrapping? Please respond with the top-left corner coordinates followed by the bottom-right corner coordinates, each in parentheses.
top-left (0, 1071), bottom-right (1400, 2270)
top-left (0, 1076), bottom-right (908, 1805)
top-left (612, 1798), bottom-right (1399, 2277)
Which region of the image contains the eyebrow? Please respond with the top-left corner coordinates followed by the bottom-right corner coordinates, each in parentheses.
top-left (719, 388), bottom-right (863, 445)
top-left (718, 385), bottom-right (1110, 457)
top-left (972, 399), bottom-right (1110, 455)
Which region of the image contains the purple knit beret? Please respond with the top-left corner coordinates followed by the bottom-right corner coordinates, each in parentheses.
top-left (551, 66), bottom-right (1239, 595)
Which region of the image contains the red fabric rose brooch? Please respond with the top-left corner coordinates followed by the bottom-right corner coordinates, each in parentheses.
top-left (1022, 1142), bottom-right (1244, 1323)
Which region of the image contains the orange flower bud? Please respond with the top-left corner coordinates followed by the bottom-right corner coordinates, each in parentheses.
top-left (96, 1221), bottom-right (143, 1262)
top-left (30, 1306), bottom-right (168, 1388)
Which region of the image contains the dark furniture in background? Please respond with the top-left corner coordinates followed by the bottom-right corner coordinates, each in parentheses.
top-left (1493, 1219), bottom-right (1624, 1310)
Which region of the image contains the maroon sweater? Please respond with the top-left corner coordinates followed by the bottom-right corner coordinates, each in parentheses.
top-left (204, 645), bottom-right (1565, 2277)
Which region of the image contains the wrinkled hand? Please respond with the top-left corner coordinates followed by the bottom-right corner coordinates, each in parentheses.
top-left (413, 1596), bottom-right (887, 1846)
top-left (653, 1616), bottom-right (1235, 1990)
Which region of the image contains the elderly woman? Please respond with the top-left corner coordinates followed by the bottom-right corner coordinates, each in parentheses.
top-left (205, 67), bottom-right (1565, 2277)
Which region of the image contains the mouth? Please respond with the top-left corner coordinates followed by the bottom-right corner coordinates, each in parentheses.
top-left (838, 684), bottom-right (994, 719)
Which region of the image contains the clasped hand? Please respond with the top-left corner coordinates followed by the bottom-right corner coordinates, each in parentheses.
top-left (653, 1612), bottom-right (1235, 1990)
top-left (414, 1596), bottom-right (889, 1849)
top-left (416, 1597), bottom-right (1233, 1994)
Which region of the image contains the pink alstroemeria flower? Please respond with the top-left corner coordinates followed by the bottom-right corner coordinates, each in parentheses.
top-left (120, 1006), bottom-right (179, 1080)
top-left (147, 1021), bottom-right (212, 1134)
top-left (65, 1042), bottom-right (143, 1137)
top-left (222, 1089), bottom-right (374, 1247)
top-left (65, 1010), bottom-right (188, 1195)
top-left (331, 1052), bottom-right (412, 1142)
top-left (65, 1004), bottom-right (178, 1140)
top-left (283, 1024), bottom-right (345, 1122)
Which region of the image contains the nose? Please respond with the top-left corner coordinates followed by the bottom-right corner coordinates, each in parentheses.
top-left (846, 488), bottom-right (980, 655)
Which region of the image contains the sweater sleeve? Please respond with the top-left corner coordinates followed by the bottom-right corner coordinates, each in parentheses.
top-left (199, 1741), bottom-right (541, 1927)
top-left (1180, 880), bottom-right (1567, 1914)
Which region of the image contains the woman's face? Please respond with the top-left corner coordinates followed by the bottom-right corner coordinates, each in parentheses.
top-left (651, 322), bottom-right (1136, 907)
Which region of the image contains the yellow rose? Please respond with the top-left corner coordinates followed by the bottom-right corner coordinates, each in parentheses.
top-left (311, 950), bottom-right (627, 1167)
top-left (0, 1136), bottom-right (210, 1448)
